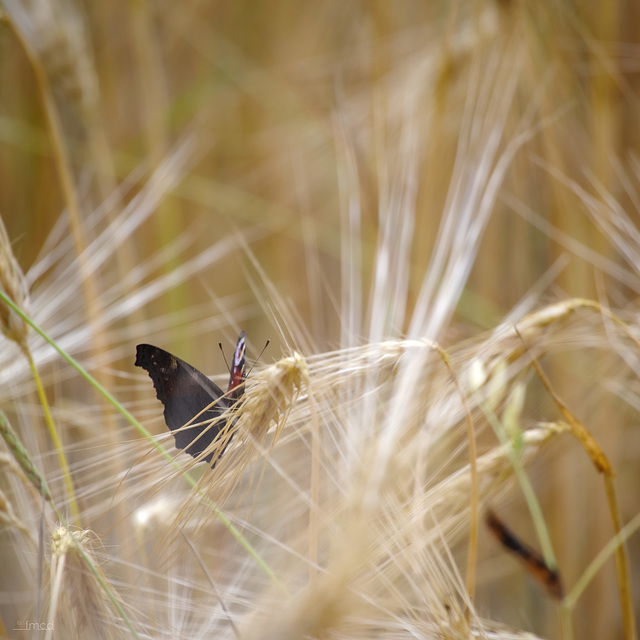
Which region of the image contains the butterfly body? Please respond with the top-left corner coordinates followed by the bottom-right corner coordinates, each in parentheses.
top-left (135, 332), bottom-right (246, 465)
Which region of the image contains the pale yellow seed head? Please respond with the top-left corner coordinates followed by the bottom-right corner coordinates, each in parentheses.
top-left (0, 214), bottom-right (30, 346)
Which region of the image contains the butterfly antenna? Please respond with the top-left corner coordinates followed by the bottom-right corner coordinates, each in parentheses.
top-left (219, 341), bottom-right (231, 373)
top-left (247, 339), bottom-right (270, 376)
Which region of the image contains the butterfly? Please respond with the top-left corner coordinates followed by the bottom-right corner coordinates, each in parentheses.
top-left (135, 332), bottom-right (247, 466)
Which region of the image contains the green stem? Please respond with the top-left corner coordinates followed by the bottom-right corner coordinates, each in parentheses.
top-left (563, 509), bottom-right (640, 611)
top-left (22, 347), bottom-right (80, 525)
top-left (0, 411), bottom-right (51, 502)
top-left (484, 405), bottom-right (557, 568)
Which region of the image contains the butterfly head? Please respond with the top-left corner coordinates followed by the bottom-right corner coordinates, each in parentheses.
top-left (227, 331), bottom-right (247, 399)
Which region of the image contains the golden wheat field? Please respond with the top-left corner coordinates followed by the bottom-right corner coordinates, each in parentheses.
top-left (0, 2), bottom-right (639, 639)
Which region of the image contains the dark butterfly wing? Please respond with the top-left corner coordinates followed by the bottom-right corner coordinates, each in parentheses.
top-left (135, 344), bottom-right (232, 464)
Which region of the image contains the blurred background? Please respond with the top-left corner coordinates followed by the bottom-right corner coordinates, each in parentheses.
top-left (0, 1), bottom-right (639, 638)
